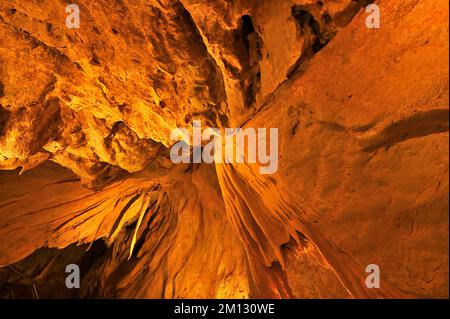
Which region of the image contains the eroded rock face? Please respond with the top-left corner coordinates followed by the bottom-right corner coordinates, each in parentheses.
top-left (0, 0), bottom-right (448, 298)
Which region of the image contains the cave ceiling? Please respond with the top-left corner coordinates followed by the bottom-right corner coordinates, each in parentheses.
top-left (0, 0), bottom-right (448, 299)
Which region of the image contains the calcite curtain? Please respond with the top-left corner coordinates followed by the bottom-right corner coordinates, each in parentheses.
top-left (0, 0), bottom-right (448, 298)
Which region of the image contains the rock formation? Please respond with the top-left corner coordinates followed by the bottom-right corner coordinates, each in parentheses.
top-left (0, 0), bottom-right (448, 298)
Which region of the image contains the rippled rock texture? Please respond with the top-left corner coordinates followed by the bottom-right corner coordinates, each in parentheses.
top-left (0, 0), bottom-right (448, 298)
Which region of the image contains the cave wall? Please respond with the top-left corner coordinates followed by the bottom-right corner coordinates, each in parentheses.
top-left (0, 0), bottom-right (448, 298)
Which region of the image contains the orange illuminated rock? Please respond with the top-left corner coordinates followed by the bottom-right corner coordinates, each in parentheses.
top-left (0, 0), bottom-right (448, 298)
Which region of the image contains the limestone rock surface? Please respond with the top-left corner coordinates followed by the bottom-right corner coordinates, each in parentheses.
top-left (0, 0), bottom-right (448, 298)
